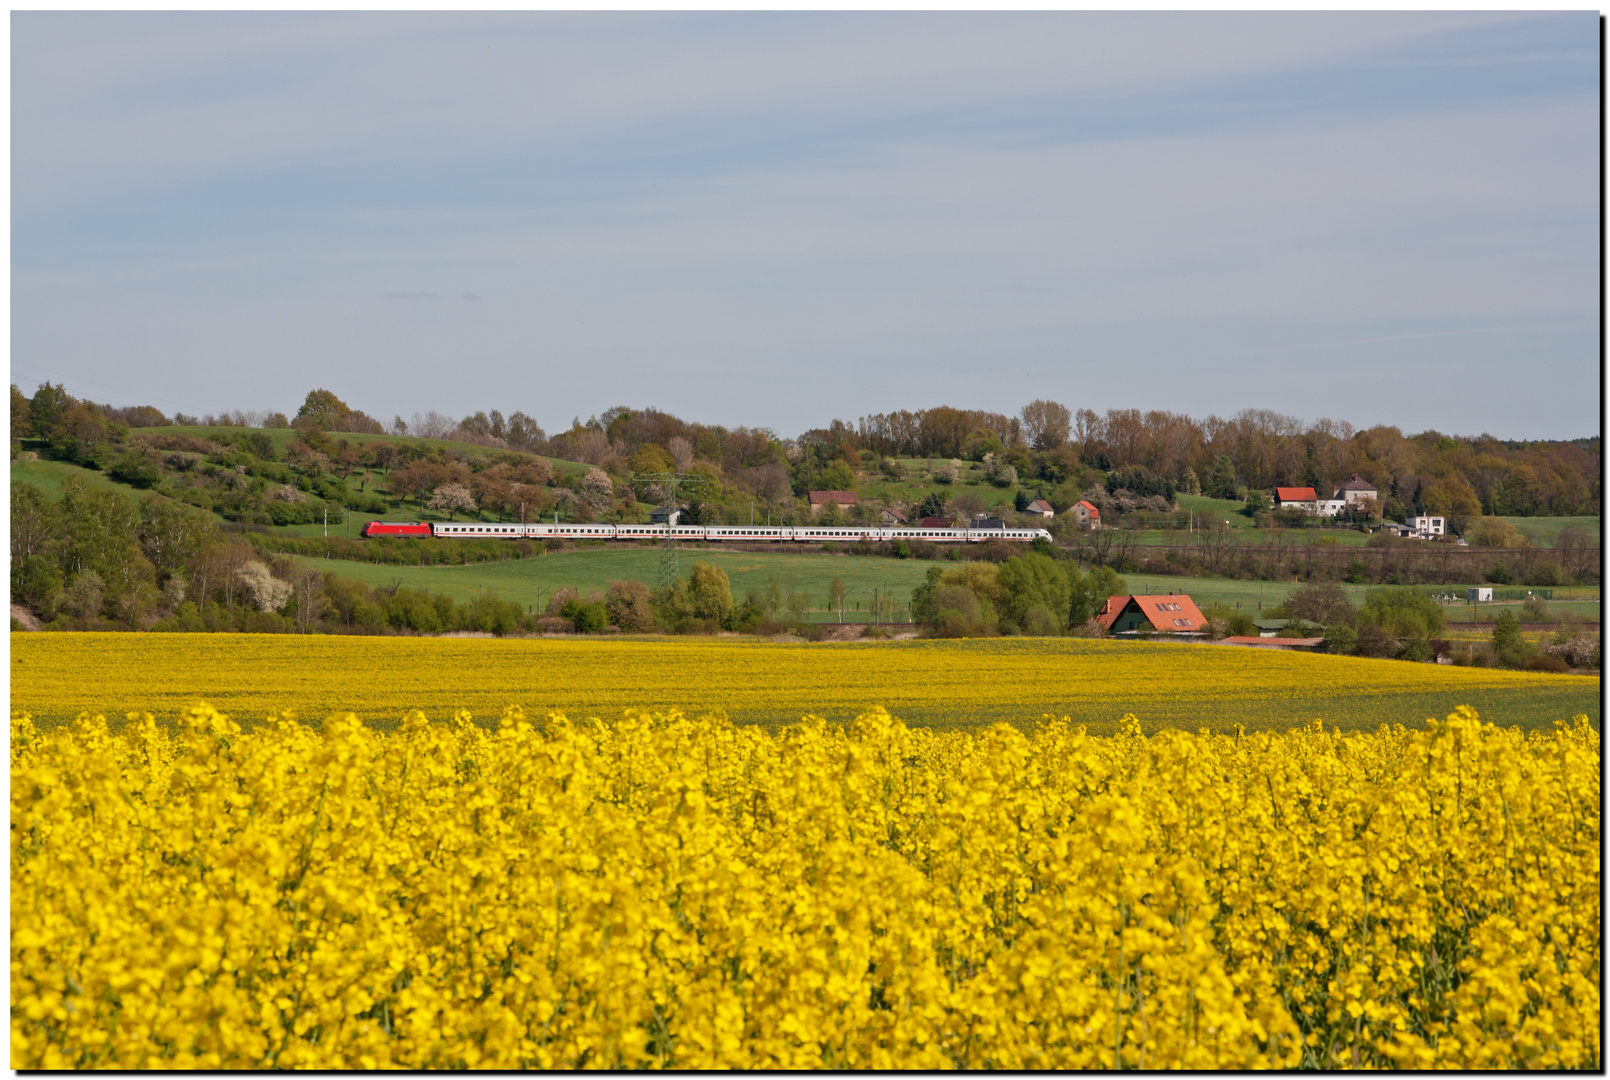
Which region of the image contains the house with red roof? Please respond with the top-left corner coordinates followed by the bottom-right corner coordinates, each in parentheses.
top-left (808, 490), bottom-right (859, 515)
top-left (1274, 486), bottom-right (1319, 513)
top-left (1072, 499), bottom-right (1101, 528)
top-left (1096, 594), bottom-right (1207, 635)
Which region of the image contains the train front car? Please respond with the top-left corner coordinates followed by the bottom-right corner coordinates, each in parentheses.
top-left (360, 521), bottom-right (435, 539)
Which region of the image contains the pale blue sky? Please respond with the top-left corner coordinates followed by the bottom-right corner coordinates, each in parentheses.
top-left (11, 12), bottom-right (1601, 439)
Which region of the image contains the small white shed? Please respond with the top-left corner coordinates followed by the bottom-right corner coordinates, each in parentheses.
top-left (1467, 587), bottom-right (1493, 602)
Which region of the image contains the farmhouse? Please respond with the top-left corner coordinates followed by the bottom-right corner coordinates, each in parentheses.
top-left (1072, 499), bottom-right (1102, 528)
top-left (1334, 474), bottom-right (1378, 506)
top-left (1274, 486), bottom-right (1319, 513)
top-left (1024, 499), bottom-right (1054, 518)
top-left (808, 490), bottom-right (859, 515)
top-left (880, 507), bottom-right (909, 525)
top-left (1096, 594), bottom-right (1207, 635)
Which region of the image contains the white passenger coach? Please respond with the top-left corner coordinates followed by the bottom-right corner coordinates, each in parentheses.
top-left (364, 521), bottom-right (1052, 544)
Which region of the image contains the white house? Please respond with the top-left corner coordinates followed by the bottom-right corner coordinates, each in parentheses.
top-left (1408, 514), bottom-right (1446, 539)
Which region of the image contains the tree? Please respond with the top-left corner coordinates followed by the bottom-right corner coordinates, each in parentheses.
top-left (687, 562), bottom-right (734, 623)
top-left (1358, 587), bottom-right (1444, 643)
top-left (604, 579), bottom-right (655, 631)
top-left (427, 483), bottom-right (477, 520)
top-left (1067, 564), bottom-right (1127, 626)
top-left (815, 461), bottom-right (856, 491)
top-left (1243, 490), bottom-right (1270, 517)
top-left (951, 493), bottom-right (985, 521)
top-left (1467, 516), bottom-right (1528, 548)
top-left (1207, 455), bottom-right (1238, 499)
top-left (1490, 608), bottom-right (1528, 667)
top-left (61, 569), bottom-right (105, 626)
top-left (996, 553), bottom-right (1070, 634)
top-left (292, 566), bottom-right (325, 633)
top-left (137, 497), bottom-right (213, 578)
top-left (667, 436), bottom-right (695, 472)
top-left (916, 492), bottom-right (949, 519)
top-left (296, 389), bottom-right (353, 429)
top-left (787, 590), bottom-right (809, 621)
top-left (828, 578), bottom-right (846, 622)
top-left (11, 384), bottom-right (32, 439)
top-left (1020, 399), bottom-right (1072, 451)
top-left (237, 561), bottom-right (292, 613)
top-left (1281, 581), bottom-right (1356, 628)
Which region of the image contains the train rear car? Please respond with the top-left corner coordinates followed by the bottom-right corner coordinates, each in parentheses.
top-left (361, 521), bottom-right (435, 539)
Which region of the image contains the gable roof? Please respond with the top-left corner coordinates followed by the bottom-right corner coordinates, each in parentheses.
top-left (1096, 594), bottom-right (1208, 633)
top-left (1335, 474), bottom-right (1377, 493)
top-left (881, 507), bottom-right (909, 522)
top-left (918, 516), bottom-right (954, 529)
top-left (808, 490), bottom-right (859, 506)
top-left (1076, 499), bottom-right (1101, 516)
top-left (1026, 499), bottom-right (1054, 514)
top-left (1275, 486), bottom-right (1318, 502)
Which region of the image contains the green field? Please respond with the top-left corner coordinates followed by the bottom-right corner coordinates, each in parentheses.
top-left (294, 545), bottom-right (938, 620)
top-left (11, 456), bottom-right (157, 503)
top-left (1503, 515), bottom-right (1602, 546)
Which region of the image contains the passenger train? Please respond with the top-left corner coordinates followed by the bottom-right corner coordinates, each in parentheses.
top-left (361, 520), bottom-right (1052, 544)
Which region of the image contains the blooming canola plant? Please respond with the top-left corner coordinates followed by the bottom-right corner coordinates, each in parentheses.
top-left (10, 703), bottom-right (1599, 1069)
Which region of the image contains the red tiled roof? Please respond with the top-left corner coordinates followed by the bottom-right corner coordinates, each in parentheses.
top-left (809, 490), bottom-right (859, 505)
top-left (1097, 594), bottom-right (1207, 633)
top-left (918, 516), bottom-right (954, 529)
top-left (1275, 487), bottom-right (1318, 502)
top-left (1076, 499), bottom-right (1101, 516)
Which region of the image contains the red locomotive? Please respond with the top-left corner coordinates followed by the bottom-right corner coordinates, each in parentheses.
top-left (359, 521), bottom-right (434, 538)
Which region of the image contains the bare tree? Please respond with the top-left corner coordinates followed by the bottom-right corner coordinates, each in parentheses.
top-left (410, 411), bottom-right (456, 439)
top-left (1020, 400), bottom-right (1072, 451)
top-left (1073, 408), bottom-right (1103, 461)
top-left (667, 436), bottom-right (695, 472)
top-left (293, 566), bottom-right (325, 632)
top-left (1085, 527), bottom-right (1139, 571)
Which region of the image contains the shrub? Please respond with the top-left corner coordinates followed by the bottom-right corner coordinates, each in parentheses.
top-left (604, 580), bottom-right (655, 632)
top-left (1524, 654), bottom-right (1570, 674)
top-left (535, 616), bottom-right (574, 634)
top-left (1545, 637), bottom-right (1600, 669)
top-left (1322, 625), bottom-right (1357, 655)
top-left (1200, 604), bottom-right (1256, 639)
top-left (1352, 624), bottom-right (1402, 659)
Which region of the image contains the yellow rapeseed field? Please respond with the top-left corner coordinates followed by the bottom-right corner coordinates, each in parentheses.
top-left (9, 633), bottom-right (1600, 732)
top-left (11, 704), bottom-right (1599, 1069)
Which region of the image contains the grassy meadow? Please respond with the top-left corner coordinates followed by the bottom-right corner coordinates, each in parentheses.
top-left (291, 545), bottom-right (935, 619)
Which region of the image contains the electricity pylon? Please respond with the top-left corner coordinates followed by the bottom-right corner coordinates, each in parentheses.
top-left (628, 472), bottom-right (710, 588)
